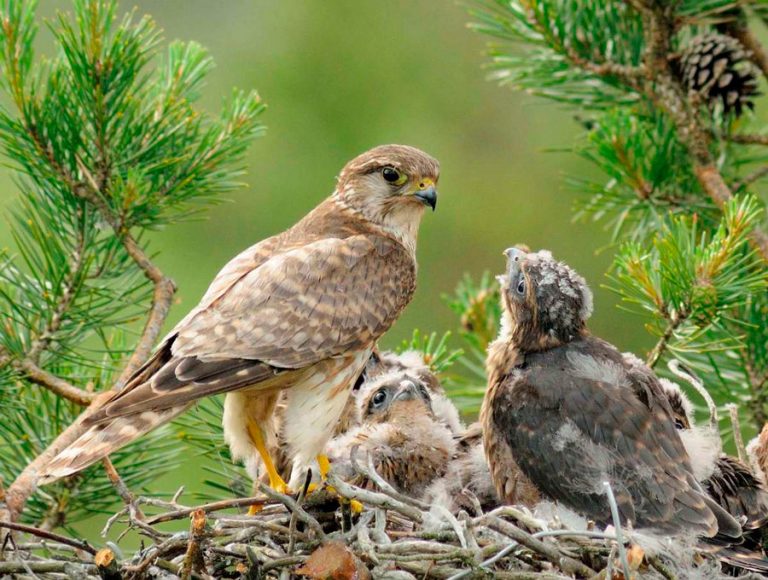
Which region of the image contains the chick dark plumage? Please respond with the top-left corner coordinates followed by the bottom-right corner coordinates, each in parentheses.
top-left (482, 248), bottom-right (741, 540)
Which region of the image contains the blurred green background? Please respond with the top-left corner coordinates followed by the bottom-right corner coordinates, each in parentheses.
top-left (0, 1), bottom-right (653, 537)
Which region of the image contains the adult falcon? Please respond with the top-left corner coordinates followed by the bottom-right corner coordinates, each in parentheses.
top-left (40, 144), bottom-right (439, 492)
top-left (481, 247), bottom-right (741, 539)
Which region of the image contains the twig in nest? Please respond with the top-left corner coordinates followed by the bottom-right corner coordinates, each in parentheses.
top-left (478, 513), bottom-right (596, 577)
top-left (288, 469), bottom-right (313, 555)
top-left (727, 403), bottom-right (748, 462)
top-left (0, 520), bottom-right (97, 555)
top-left (180, 509), bottom-right (206, 580)
top-left (602, 481), bottom-right (631, 580)
top-left (327, 471), bottom-right (425, 523)
top-left (256, 482), bottom-right (326, 539)
top-left (102, 456), bottom-right (146, 522)
top-left (123, 534), bottom-right (186, 578)
top-left (146, 495), bottom-right (267, 525)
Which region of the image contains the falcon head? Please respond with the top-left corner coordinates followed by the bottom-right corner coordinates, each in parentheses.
top-left (498, 248), bottom-right (593, 352)
top-left (361, 376), bottom-right (434, 425)
top-left (335, 144), bottom-right (439, 234)
top-left (659, 378), bottom-right (694, 430)
top-left (659, 378), bottom-right (722, 481)
top-left (354, 350), bottom-right (463, 434)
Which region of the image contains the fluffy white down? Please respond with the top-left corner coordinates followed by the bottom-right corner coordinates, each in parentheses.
top-left (747, 435), bottom-right (767, 484)
top-left (430, 393), bottom-right (464, 436)
top-left (679, 426), bottom-right (721, 482)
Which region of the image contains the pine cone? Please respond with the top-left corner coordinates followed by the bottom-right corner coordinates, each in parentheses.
top-left (680, 33), bottom-right (759, 117)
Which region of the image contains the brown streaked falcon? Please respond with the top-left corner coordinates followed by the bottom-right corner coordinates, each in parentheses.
top-left (481, 247), bottom-right (742, 540)
top-left (39, 144), bottom-right (439, 492)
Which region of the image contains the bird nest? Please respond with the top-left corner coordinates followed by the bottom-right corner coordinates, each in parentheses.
top-left (1, 462), bottom-right (726, 580)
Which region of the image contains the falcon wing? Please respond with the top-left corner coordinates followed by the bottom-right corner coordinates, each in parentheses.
top-left (494, 351), bottom-right (723, 536)
top-left (705, 456), bottom-right (768, 530)
top-left (90, 234), bottom-right (415, 422)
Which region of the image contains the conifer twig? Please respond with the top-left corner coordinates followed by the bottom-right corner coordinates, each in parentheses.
top-left (101, 457), bottom-right (145, 523)
top-left (0, 520), bottom-right (97, 555)
top-left (0, 351), bottom-right (95, 406)
top-left (719, 16), bottom-right (768, 83)
top-left (180, 509), bottom-right (206, 580)
top-left (727, 403), bottom-right (748, 462)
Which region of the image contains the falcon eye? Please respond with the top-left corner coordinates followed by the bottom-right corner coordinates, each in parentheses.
top-left (381, 166), bottom-right (407, 185)
top-left (516, 278), bottom-right (526, 295)
top-left (371, 389), bottom-right (388, 409)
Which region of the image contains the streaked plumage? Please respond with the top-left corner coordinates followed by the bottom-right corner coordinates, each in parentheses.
top-left (482, 247), bottom-right (741, 539)
top-left (326, 362), bottom-right (456, 496)
top-left (40, 145), bottom-right (439, 490)
top-left (264, 349), bottom-right (460, 487)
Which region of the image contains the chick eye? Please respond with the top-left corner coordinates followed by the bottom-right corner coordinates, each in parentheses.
top-left (516, 278), bottom-right (526, 295)
top-left (382, 166), bottom-right (406, 185)
top-left (371, 389), bottom-right (387, 408)
top-left (674, 419), bottom-right (685, 430)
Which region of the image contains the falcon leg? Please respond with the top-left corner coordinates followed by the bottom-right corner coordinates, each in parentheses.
top-left (315, 453), bottom-right (362, 512)
top-left (247, 423), bottom-right (289, 494)
top-left (316, 454), bottom-right (331, 481)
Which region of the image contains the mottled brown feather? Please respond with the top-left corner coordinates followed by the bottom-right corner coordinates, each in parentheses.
top-left (39, 144), bottom-right (437, 484)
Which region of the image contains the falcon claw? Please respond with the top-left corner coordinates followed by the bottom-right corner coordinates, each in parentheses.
top-left (247, 503), bottom-right (264, 516)
top-left (271, 480), bottom-right (292, 495)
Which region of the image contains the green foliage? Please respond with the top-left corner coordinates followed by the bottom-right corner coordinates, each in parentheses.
top-left (176, 397), bottom-right (250, 501)
top-left (471, 0), bottom-right (768, 434)
top-left (397, 329), bottom-right (463, 375)
top-left (469, 0), bottom-right (644, 107)
top-left (610, 195), bottom-right (767, 356)
top-left (573, 108), bottom-right (719, 242)
top-left (442, 272), bottom-right (502, 415)
top-left (0, 0), bottom-right (264, 527)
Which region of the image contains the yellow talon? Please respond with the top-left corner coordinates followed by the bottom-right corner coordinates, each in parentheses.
top-left (247, 423), bottom-right (290, 494)
top-left (316, 454), bottom-right (331, 481)
top-left (306, 482), bottom-right (319, 494)
top-left (247, 504), bottom-right (264, 516)
top-left (349, 500), bottom-right (364, 513)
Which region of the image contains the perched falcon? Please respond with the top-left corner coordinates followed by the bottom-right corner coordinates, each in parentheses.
top-left (40, 145), bottom-right (439, 491)
top-left (481, 247), bottom-right (741, 539)
top-left (659, 379), bottom-right (768, 573)
top-left (325, 356), bottom-right (456, 496)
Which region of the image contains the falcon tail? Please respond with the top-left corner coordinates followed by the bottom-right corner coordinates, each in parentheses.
top-left (718, 548), bottom-right (768, 574)
top-left (37, 406), bottom-right (188, 485)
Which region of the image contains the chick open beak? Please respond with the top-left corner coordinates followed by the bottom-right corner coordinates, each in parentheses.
top-left (413, 178), bottom-right (437, 211)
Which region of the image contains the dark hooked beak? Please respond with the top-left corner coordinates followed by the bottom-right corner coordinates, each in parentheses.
top-left (394, 381), bottom-right (432, 409)
top-left (414, 185), bottom-right (437, 211)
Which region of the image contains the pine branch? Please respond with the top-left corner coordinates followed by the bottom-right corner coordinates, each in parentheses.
top-left (719, 12), bottom-right (768, 83)
top-left (636, 2), bottom-right (768, 261)
top-left (9, 355), bottom-right (95, 406)
top-left (646, 314), bottom-right (685, 369)
top-left (0, 0), bottom-right (265, 527)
